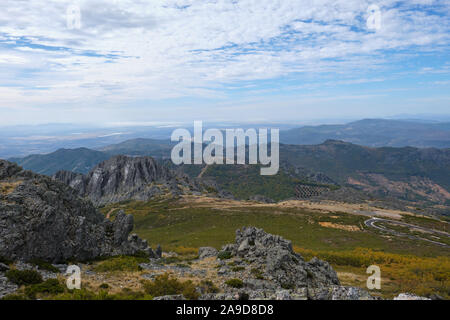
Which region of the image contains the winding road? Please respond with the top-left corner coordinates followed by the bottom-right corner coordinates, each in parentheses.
top-left (364, 217), bottom-right (450, 248)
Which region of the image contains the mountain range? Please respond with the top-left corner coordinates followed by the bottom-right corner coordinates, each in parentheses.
top-left (280, 119), bottom-right (450, 148)
top-left (3, 118), bottom-right (450, 160)
top-left (7, 137), bottom-right (450, 216)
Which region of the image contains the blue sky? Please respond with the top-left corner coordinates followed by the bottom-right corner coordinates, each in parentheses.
top-left (0, 0), bottom-right (449, 125)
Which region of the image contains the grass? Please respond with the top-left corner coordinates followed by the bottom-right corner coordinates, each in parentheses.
top-left (98, 197), bottom-right (450, 299)
top-left (24, 279), bottom-right (65, 299)
top-left (142, 273), bottom-right (199, 300)
top-left (92, 255), bottom-right (148, 273)
top-left (101, 198), bottom-right (449, 257)
top-left (295, 247), bottom-right (450, 299)
top-left (225, 278), bottom-right (244, 288)
top-left (30, 259), bottom-right (60, 273)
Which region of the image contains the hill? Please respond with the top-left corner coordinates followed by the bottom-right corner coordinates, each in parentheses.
top-left (280, 119), bottom-right (450, 148)
top-left (9, 148), bottom-right (109, 175)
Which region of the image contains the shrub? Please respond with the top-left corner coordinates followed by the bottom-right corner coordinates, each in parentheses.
top-left (142, 273), bottom-right (199, 300)
top-left (30, 259), bottom-right (60, 273)
top-left (1, 294), bottom-right (28, 300)
top-left (231, 266), bottom-right (245, 272)
top-left (25, 279), bottom-right (65, 299)
top-left (199, 280), bottom-right (219, 294)
top-left (218, 251), bottom-right (232, 260)
top-left (6, 269), bottom-right (43, 286)
top-left (281, 283), bottom-right (295, 290)
top-left (93, 255), bottom-right (147, 272)
top-left (250, 268), bottom-right (265, 280)
top-left (99, 283), bottom-right (110, 289)
top-left (225, 279), bottom-right (244, 288)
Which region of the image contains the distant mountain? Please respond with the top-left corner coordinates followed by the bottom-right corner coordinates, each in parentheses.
top-left (280, 119), bottom-right (450, 148)
top-left (280, 140), bottom-right (450, 207)
top-left (162, 140), bottom-right (450, 213)
top-left (8, 139), bottom-right (175, 176)
top-left (7, 137), bottom-right (450, 214)
top-left (9, 148), bottom-right (110, 175)
top-left (100, 138), bottom-right (174, 158)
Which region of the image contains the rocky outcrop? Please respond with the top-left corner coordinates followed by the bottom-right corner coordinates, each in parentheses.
top-left (0, 160), bottom-right (154, 263)
top-left (201, 227), bottom-right (376, 300)
top-left (222, 227), bottom-right (340, 290)
top-left (0, 274), bottom-right (18, 299)
top-left (53, 155), bottom-right (197, 206)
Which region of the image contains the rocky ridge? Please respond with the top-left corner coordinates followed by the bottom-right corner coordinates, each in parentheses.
top-left (53, 155), bottom-right (203, 206)
top-left (0, 160), bottom-right (154, 263)
top-left (199, 227), bottom-right (377, 300)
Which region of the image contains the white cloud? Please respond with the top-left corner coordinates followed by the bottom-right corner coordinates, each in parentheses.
top-left (0, 0), bottom-right (448, 114)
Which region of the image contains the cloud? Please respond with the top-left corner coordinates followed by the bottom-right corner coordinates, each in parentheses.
top-left (0, 0), bottom-right (449, 121)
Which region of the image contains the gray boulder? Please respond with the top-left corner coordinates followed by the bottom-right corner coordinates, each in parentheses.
top-left (199, 247), bottom-right (218, 259)
top-left (228, 227), bottom-right (340, 290)
top-left (309, 285), bottom-right (378, 300)
top-left (0, 274), bottom-right (18, 299)
top-left (0, 160), bottom-right (153, 263)
top-left (394, 293), bottom-right (431, 300)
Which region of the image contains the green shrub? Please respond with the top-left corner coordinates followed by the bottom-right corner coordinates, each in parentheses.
top-left (99, 283), bottom-right (110, 289)
top-left (281, 283), bottom-right (295, 290)
top-left (6, 269), bottom-right (43, 286)
top-left (25, 279), bottom-right (65, 299)
top-left (231, 266), bottom-right (245, 272)
top-left (225, 279), bottom-right (244, 288)
top-left (218, 251), bottom-right (232, 260)
top-left (142, 273), bottom-right (199, 300)
top-left (1, 294), bottom-right (28, 300)
top-left (250, 268), bottom-right (265, 280)
top-left (30, 259), bottom-right (60, 273)
top-left (93, 255), bottom-right (147, 272)
top-left (199, 280), bottom-right (219, 294)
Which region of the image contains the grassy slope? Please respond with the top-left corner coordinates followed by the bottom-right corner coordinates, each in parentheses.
top-left (102, 198), bottom-right (449, 256)
top-left (101, 197), bottom-right (450, 298)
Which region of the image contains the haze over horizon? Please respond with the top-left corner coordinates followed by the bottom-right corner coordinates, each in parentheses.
top-left (0, 0), bottom-right (449, 126)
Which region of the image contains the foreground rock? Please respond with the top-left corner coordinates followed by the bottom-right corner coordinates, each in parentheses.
top-left (0, 160), bottom-right (154, 263)
top-left (202, 227), bottom-right (376, 300)
top-left (394, 293), bottom-right (431, 300)
top-left (225, 227), bottom-right (339, 289)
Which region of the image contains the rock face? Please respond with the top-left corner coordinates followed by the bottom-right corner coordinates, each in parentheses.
top-left (202, 227), bottom-right (376, 300)
top-left (0, 160), bottom-right (153, 263)
top-left (53, 155), bottom-right (196, 206)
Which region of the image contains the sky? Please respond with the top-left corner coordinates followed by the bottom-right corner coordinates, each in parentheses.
top-left (0, 0), bottom-right (449, 126)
